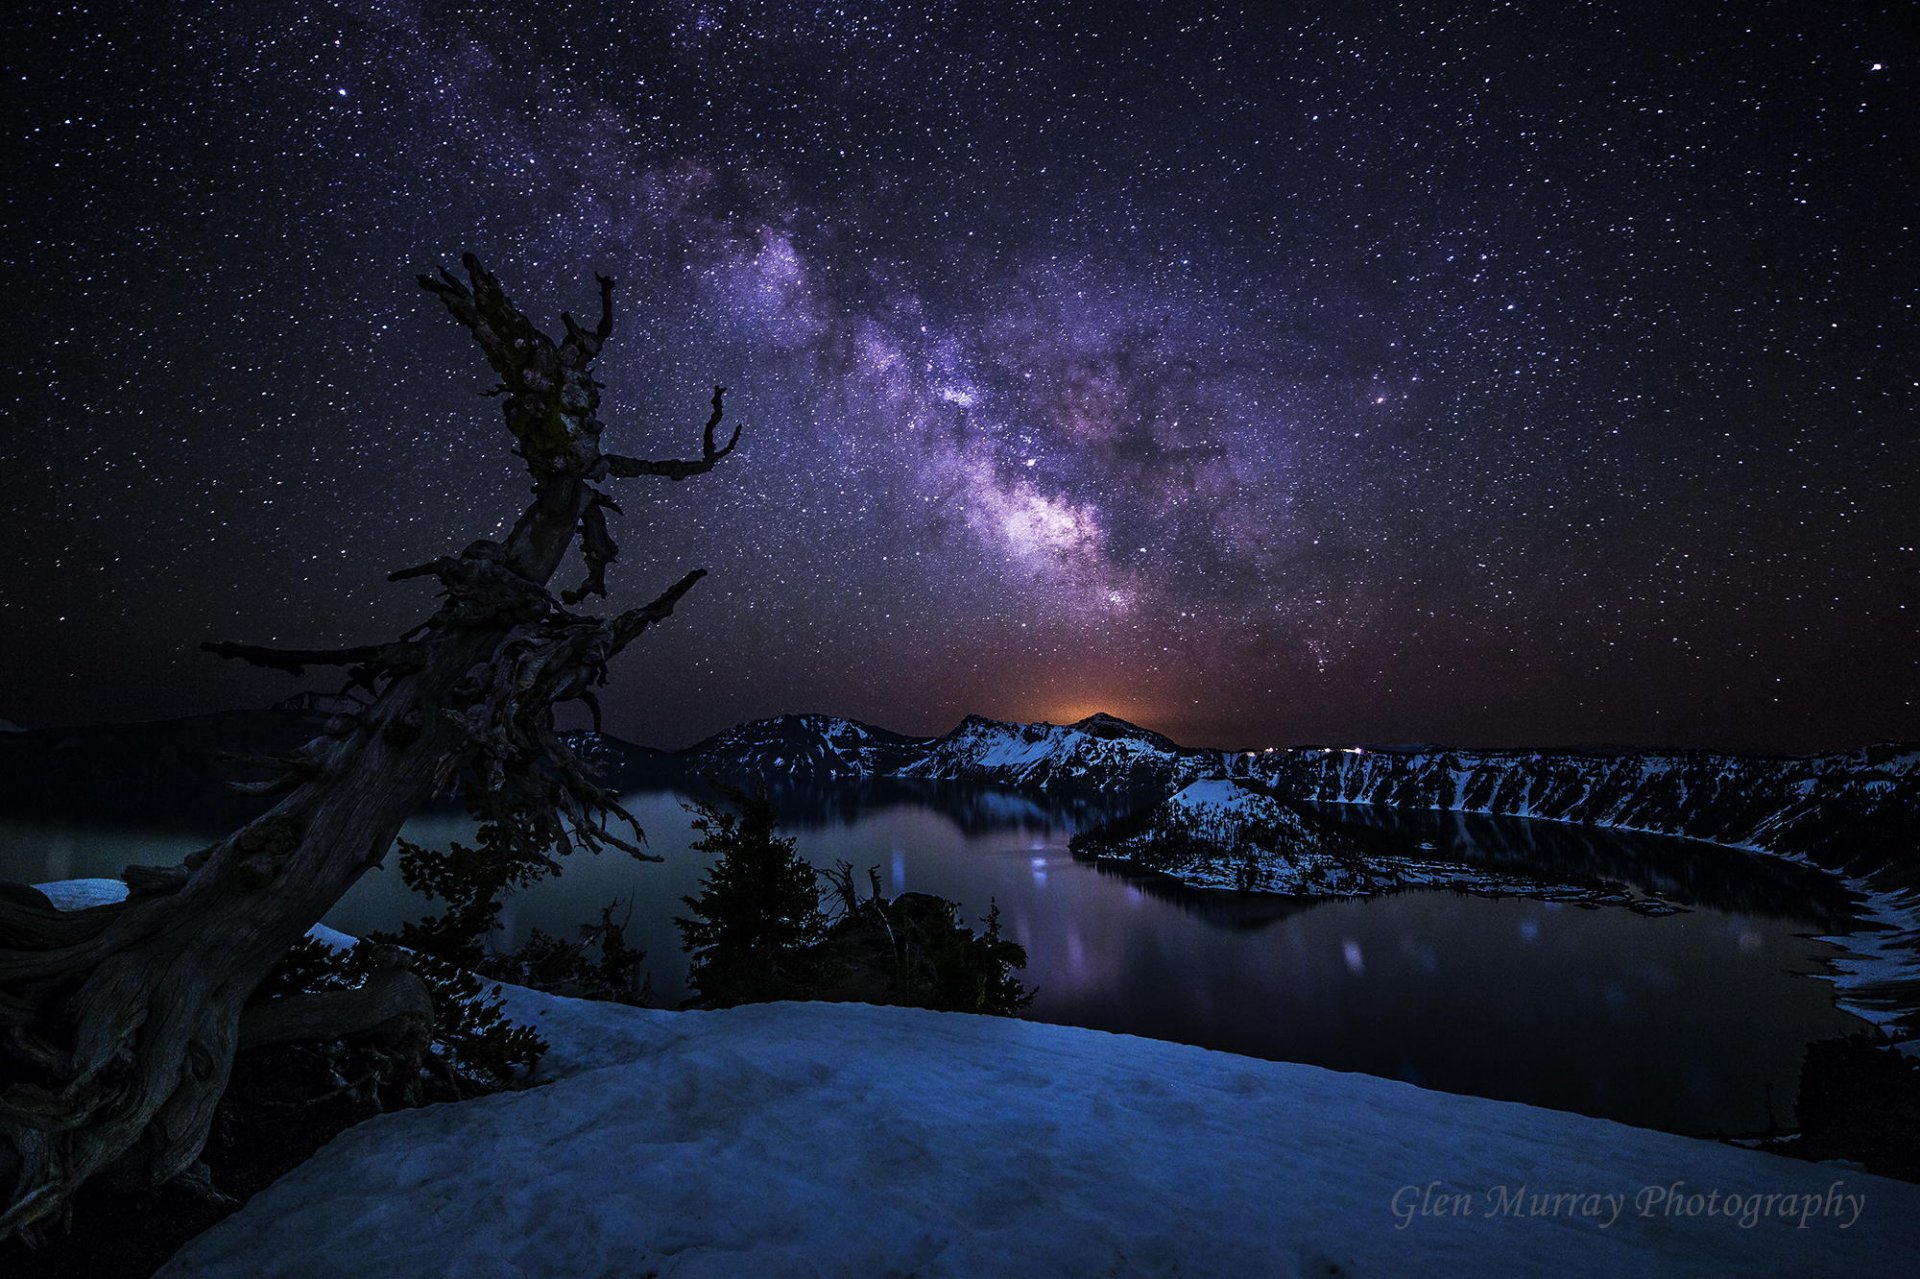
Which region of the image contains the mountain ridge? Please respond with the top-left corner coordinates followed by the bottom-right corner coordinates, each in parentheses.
top-left (644, 712), bottom-right (1920, 1028)
top-left (3, 707), bottom-right (1914, 1035)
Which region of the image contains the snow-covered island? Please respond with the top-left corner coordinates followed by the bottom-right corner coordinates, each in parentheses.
top-left (1070, 777), bottom-right (1689, 913)
top-left (625, 714), bottom-right (1920, 1040)
top-left (1070, 777), bottom-right (1392, 895)
top-left (5, 709), bottom-right (1912, 1032)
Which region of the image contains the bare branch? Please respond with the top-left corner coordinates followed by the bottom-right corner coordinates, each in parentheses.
top-left (122, 863), bottom-right (193, 896)
top-left (0, 886), bottom-right (120, 953)
top-left (238, 968), bottom-right (433, 1054)
top-left (602, 386), bottom-right (742, 482)
top-left (594, 274), bottom-right (614, 338)
top-left (611, 568), bottom-right (708, 653)
top-left (200, 641), bottom-right (411, 678)
top-left (559, 274), bottom-right (616, 366)
top-left (560, 491), bottom-right (622, 606)
top-left (703, 383), bottom-right (741, 458)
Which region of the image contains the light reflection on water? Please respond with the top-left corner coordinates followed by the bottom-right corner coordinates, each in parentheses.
top-left (0, 785), bottom-right (1867, 1135)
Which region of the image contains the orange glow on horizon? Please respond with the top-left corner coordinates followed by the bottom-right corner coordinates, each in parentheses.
top-left (1035, 698), bottom-right (1162, 729)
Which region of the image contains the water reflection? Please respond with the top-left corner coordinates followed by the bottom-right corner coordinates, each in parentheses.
top-left (683, 776), bottom-right (1157, 840)
top-left (0, 785), bottom-right (1869, 1135)
top-left (1308, 802), bottom-right (1859, 927)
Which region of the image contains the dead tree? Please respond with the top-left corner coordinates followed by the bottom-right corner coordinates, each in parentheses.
top-left (0, 256), bottom-right (741, 1239)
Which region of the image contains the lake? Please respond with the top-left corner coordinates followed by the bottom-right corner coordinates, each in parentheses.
top-left (0, 782), bottom-right (1869, 1136)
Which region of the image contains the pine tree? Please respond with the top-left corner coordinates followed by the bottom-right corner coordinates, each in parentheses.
top-left (675, 788), bottom-right (827, 1007)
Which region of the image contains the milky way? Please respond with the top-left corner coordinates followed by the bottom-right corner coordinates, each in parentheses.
top-left (2, 2), bottom-right (1912, 750)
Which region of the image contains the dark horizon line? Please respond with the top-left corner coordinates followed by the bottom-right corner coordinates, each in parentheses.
top-left (6, 701), bottom-right (1910, 764)
top-left (655, 706), bottom-right (1918, 762)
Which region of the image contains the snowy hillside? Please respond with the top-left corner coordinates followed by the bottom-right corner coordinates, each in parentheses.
top-left (675, 713), bottom-right (927, 782)
top-left (1072, 779), bottom-right (1687, 909)
top-left (661, 715), bottom-right (1920, 1038)
top-left (670, 710), bottom-right (1222, 791)
top-left (1165, 776), bottom-right (1274, 815)
top-left (665, 716), bottom-right (1919, 894)
top-left (1071, 778), bottom-right (1390, 895)
top-left (1258, 743), bottom-right (1920, 882)
top-left (160, 994), bottom-right (1920, 1277)
top-left (899, 712), bottom-right (1223, 790)
top-left (1254, 745), bottom-right (1920, 1035)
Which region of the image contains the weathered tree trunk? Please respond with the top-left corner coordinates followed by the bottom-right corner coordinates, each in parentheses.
top-left (0, 257), bottom-right (741, 1240)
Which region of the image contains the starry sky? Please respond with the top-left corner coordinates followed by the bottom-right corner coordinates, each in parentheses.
top-left (2, 1), bottom-right (1913, 752)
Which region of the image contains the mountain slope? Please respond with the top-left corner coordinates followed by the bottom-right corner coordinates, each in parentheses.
top-left (674, 713), bottom-right (927, 783)
top-left (898, 713), bottom-right (1223, 790)
top-left (1255, 744), bottom-right (1920, 885)
top-left (663, 716), bottom-right (1917, 885)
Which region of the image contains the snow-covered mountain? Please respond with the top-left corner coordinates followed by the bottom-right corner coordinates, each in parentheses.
top-left (1070, 778), bottom-right (1389, 895)
top-left (1072, 777), bottom-right (1692, 910)
top-left (666, 716), bottom-right (1918, 880)
top-left (1252, 743), bottom-right (1920, 885)
top-left (898, 712), bottom-right (1226, 791)
top-left (7, 706), bottom-right (1915, 1039)
top-left (672, 710), bottom-right (1227, 792)
top-left (660, 716), bottom-right (1920, 1036)
top-left (16, 703), bottom-right (1907, 901)
top-left (675, 714), bottom-right (926, 782)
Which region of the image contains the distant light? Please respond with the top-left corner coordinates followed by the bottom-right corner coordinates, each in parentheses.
top-left (1870, 62), bottom-right (1884, 71)
top-left (336, 87), bottom-right (348, 96)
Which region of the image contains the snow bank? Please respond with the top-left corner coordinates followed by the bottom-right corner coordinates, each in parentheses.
top-left (33, 877), bottom-right (132, 910)
top-left (33, 878), bottom-right (358, 949)
top-left (164, 998), bottom-right (1920, 1277)
top-left (1165, 777), bottom-right (1269, 815)
top-left (30, 881), bottom-right (1915, 1273)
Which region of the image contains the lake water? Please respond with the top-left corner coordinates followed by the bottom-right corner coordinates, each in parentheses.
top-left (0, 783), bottom-right (1869, 1135)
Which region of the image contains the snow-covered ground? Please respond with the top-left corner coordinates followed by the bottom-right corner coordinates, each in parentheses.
top-left (163, 997), bottom-right (1916, 1276)
top-left (34, 878), bottom-right (1919, 1275)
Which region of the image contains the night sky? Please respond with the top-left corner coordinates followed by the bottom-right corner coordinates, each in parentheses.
top-left (2, 2), bottom-right (1913, 752)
